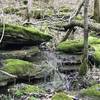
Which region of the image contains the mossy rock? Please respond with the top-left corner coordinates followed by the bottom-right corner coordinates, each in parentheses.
top-left (92, 44), bottom-right (100, 67)
top-left (75, 15), bottom-right (83, 20)
top-left (0, 59), bottom-right (40, 77)
top-left (28, 96), bottom-right (38, 100)
top-left (79, 58), bottom-right (88, 76)
top-left (32, 9), bottom-right (44, 19)
top-left (15, 85), bottom-right (45, 96)
top-left (57, 36), bottom-right (100, 67)
top-left (57, 36), bottom-right (100, 54)
top-left (10, 84), bottom-right (45, 98)
top-left (80, 84), bottom-right (100, 99)
top-left (44, 8), bottom-right (54, 17)
top-left (57, 39), bottom-right (83, 54)
top-left (52, 92), bottom-right (73, 100)
top-left (0, 24), bottom-right (52, 48)
top-left (0, 46), bottom-right (40, 60)
top-left (0, 58), bottom-right (52, 79)
top-left (3, 7), bottom-right (19, 14)
top-left (59, 5), bottom-right (71, 13)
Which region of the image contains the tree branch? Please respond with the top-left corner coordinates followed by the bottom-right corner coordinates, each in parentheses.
top-left (63, 20), bottom-right (100, 32)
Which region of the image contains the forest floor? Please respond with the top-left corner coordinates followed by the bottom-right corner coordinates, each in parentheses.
top-left (0, 0), bottom-right (100, 100)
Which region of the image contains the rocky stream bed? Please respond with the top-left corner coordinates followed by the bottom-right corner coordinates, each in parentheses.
top-left (0, 0), bottom-right (100, 100)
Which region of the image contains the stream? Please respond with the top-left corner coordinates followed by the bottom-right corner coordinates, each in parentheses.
top-left (0, 41), bottom-right (100, 100)
top-left (0, 45), bottom-right (81, 97)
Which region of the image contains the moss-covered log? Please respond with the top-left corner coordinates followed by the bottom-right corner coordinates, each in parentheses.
top-left (0, 24), bottom-right (52, 49)
top-left (60, 20), bottom-right (100, 32)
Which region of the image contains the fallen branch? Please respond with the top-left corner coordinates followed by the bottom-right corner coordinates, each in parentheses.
top-left (69, 0), bottom-right (85, 22)
top-left (0, 70), bottom-right (17, 78)
top-left (61, 28), bottom-right (73, 42)
top-left (63, 20), bottom-right (100, 32)
top-left (0, 1), bottom-right (5, 43)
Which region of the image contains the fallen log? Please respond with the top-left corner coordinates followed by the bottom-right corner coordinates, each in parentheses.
top-left (63, 20), bottom-right (100, 32)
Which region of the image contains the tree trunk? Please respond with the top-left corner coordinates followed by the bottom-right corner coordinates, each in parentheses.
top-left (27, 0), bottom-right (33, 22)
top-left (79, 0), bottom-right (89, 76)
top-left (83, 0), bottom-right (89, 60)
top-left (94, 0), bottom-right (100, 22)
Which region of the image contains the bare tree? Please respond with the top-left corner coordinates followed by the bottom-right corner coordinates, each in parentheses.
top-left (94, 0), bottom-right (100, 22)
top-left (79, 0), bottom-right (89, 76)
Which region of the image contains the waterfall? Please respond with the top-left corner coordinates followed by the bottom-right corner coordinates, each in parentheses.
top-left (40, 50), bottom-right (67, 90)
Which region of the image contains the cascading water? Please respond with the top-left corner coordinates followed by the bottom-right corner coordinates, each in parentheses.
top-left (40, 42), bottom-right (74, 91)
top-left (40, 38), bottom-right (84, 93)
top-left (41, 50), bottom-right (65, 88)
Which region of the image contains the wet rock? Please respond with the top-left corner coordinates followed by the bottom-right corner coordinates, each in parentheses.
top-left (0, 70), bottom-right (17, 86)
top-left (0, 46), bottom-right (40, 61)
top-left (56, 53), bottom-right (81, 72)
top-left (0, 59), bottom-right (52, 86)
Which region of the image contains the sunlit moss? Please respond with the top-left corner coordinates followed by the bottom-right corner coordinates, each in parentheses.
top-left (3, 7), bottom-right (19, 14)
top-left (52, 92), bottom-right (73, 100)
top-left (0, 24), bottom-right (52, 43)
top-left (92, 44), bottom-right (100, 67)
top-left (57, 36), bottom-right (100, 54)
top-left (59, 5), bottom-right (71, 13)
top-left (32, 9), bottom-right (44, 19)
top-left (80, 84), bottom-right (100, 98)
top-left (57, 39), bottom-right (83, 54)
top-left (12, 84), bottom-right (45, 98)
top-left (75, 15), bottom-right (83, 20)
top-left (1, 59), bottom-right (39, 76)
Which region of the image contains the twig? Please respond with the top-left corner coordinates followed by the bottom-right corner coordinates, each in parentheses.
top-left (69, 0), bottom-right (85, 23)
top-left (0, 1), bottom-right (5, 43)
top-left (0, 70), bottom-right (17, 79)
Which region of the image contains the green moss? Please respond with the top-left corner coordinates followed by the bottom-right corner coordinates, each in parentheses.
top-left (59, 5), bottom-right (71, 13)
top-left (79, 58), bottom-right (88, 76)
top-left (28, 96), bottom-right (38, 100)
top-left (12, 84), bottom-right (45, 98)
top-left (1, 59), bottom-right (38, 76)
top-left (92, 44), bottom-right (100, 67)
top-left (52, 92), bottom-right (73, 100)
top-left (57, 36), bottom-right (100, 54)
top-left (26, 46), bottom-right (40, 55)
top-left (16, 85), bottom-right (45, 94)
top-left (57, 39), bottom-right (83, 54)
top-left (32, 9), bottom-right (44, 19)
top-left (44, 9), bottom-right (54, 17)
top-left (3, 7), bottom-right (19, 14)
top-left (80, 84), bottom-right (100, 98)
top-left (0, 24), bottom-right (52, 43)
top-left (75, 15), bottom-right (83, 20)
top-left (57, 36), bottom-right (100, 67)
